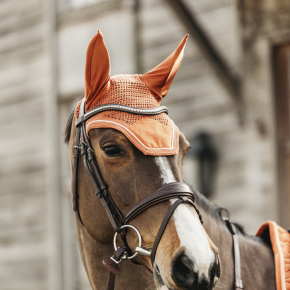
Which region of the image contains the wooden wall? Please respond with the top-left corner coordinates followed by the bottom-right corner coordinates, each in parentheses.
top-left (1, 0), bottom-right (290, 289)
top-left (139, 0), bottom-right (277, 234)
top-left (240, 0), bottom-right (290, 229)
top-left (0, 0), bottom-right (49, 289)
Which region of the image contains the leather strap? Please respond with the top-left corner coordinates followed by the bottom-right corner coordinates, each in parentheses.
top-left (72, 126), bottom-right (81, 211)
top-left (124, 182), bottom-right (195, 224)
top-left (151, 198), bottom-right (183, 264)
top-left (225, 220), bottom-right (243, 290)
top-left (103, 247), bottom-right (127, 290)
top-left (78, 99), bottom-right (124, 232)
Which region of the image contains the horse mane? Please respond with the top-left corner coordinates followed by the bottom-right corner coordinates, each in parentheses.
top-left (192, 187), bottom-right (248, 236)
top-left (64, 110), bottom-right (74, 144)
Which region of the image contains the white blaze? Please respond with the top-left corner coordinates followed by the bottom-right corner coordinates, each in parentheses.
top-left (173, 204), bottom-right (214, 276)
top-left (155, 156), bottom-right (176, 184)
top-left (154, 156), bottom-right (215, 279)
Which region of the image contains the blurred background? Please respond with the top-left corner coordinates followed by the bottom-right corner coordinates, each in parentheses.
top-left (1, 0), bottom-right (290, 289)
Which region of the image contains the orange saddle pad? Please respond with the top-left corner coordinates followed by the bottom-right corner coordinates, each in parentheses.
top-left (256, 221), bottom-right (290, 290)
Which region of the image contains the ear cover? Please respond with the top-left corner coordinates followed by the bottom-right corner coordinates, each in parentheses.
top-left (139, 35), bottom-right (188, 102)
top-left (85, 30), bottom-right (110, 111)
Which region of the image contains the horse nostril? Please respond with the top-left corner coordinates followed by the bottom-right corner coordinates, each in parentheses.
top-left (210, 255), bottom-right (221, 282)
top-left (171, 253), bottom-right (198, 289)
top-left (155, 264), bottom-right (161, 275)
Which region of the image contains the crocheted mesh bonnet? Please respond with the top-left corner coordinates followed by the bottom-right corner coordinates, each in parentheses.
top-left (75, 30), bottom-right (188, 156)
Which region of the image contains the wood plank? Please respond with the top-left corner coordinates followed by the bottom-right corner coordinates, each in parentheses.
top-left (0, 99), bottom-right (44, 127)
top-left (164, 77), bottom-right (228, 104)
top-left (184, 0), bottom-right (233, 15)
top-left (0, 169), bottom-right (45, 197)
top-left (0, 257), bottom-right (47, 287)
top-left (0, 227), bottom-right (45, 248)
top-left (0, 25), bottom-right (43, 55)
top-left (0, 58), bottom-right (47, 92)
top-left (0, 79), bottom-right (44, 107)
top-left (0, 0), bottom-right (42, 19)
top-left (0, 8), bottom-right (42, 38)
top-left (164, 0), bottom-right (241, 105)
top-left (0, 150), bottom-right (46, 178)
top-left (167, 97), bottom-right (233, 124)
top-left (57, 0), bottom-right (122, 28)
top-left (177, 111), bottom-right (238, 140)
top-left (0, 41), bottom-right (43, 68)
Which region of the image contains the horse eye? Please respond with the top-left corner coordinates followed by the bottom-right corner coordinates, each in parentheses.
top-left (103, 146), bottom-right (122, 157)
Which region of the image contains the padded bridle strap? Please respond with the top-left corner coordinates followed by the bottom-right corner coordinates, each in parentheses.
top-left (124, 182), bottom-right (197, 224)
top-left (122, 182), bottom-right (203, 265)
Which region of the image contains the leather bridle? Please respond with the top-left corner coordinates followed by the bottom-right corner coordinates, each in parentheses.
top-left (72, 98), bottom-right (203, 289)
top-left (72, 98), bottom-right (243, 290)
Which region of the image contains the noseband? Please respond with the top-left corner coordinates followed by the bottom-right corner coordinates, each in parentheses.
top-left (72, 99), bottom-right (203, 290)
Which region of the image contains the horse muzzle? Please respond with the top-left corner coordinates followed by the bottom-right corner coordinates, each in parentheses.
top-left (171, 251), bottom-right (220, 290)
top-left (154, 252), bottom-right (220, 290)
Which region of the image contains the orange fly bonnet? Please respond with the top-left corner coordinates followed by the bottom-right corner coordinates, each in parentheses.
top-left (75, 30), bottom-right (188, 155)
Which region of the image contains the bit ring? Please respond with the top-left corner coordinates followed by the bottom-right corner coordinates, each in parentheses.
top-left (113, 225), bottom-right (142, 260)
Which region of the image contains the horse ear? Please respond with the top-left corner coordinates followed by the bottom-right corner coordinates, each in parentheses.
top-left (85, 30), bottom-right (110, 109)
top-left (139, 35), bottom-right (188, 101)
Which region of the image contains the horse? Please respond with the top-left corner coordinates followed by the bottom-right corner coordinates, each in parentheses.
top-left (65, 30), bottom-right (276, 290)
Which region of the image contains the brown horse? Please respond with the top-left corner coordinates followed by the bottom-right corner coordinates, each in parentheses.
top-left (65, 31), bottom-right (276, 290)
top-left (66, 116), bottom-right (276, 290)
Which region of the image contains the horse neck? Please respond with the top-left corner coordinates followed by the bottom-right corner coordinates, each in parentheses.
top-left (194, 193), bottom-right (276, 290)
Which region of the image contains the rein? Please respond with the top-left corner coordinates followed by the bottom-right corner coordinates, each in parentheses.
top-left (72, 99), bottom-right (203, 290)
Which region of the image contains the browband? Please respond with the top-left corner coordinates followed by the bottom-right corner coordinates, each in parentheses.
top-left (76, 102), bottom-right (168, 127)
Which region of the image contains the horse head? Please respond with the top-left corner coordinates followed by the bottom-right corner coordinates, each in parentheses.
top-left (67, 30), bottom-right (220, 290)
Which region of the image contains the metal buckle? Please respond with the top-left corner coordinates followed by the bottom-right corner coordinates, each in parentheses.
top-left (113, 225), bottom-right (151, 259)
top-left (87, 147), bottom-right (94, 154)
top-left (79, 141), bottom-right (87, 148)
top-left (110, 252), bottom-right (126, 264)
top-left (217, 207), bottom-right (230, 221)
